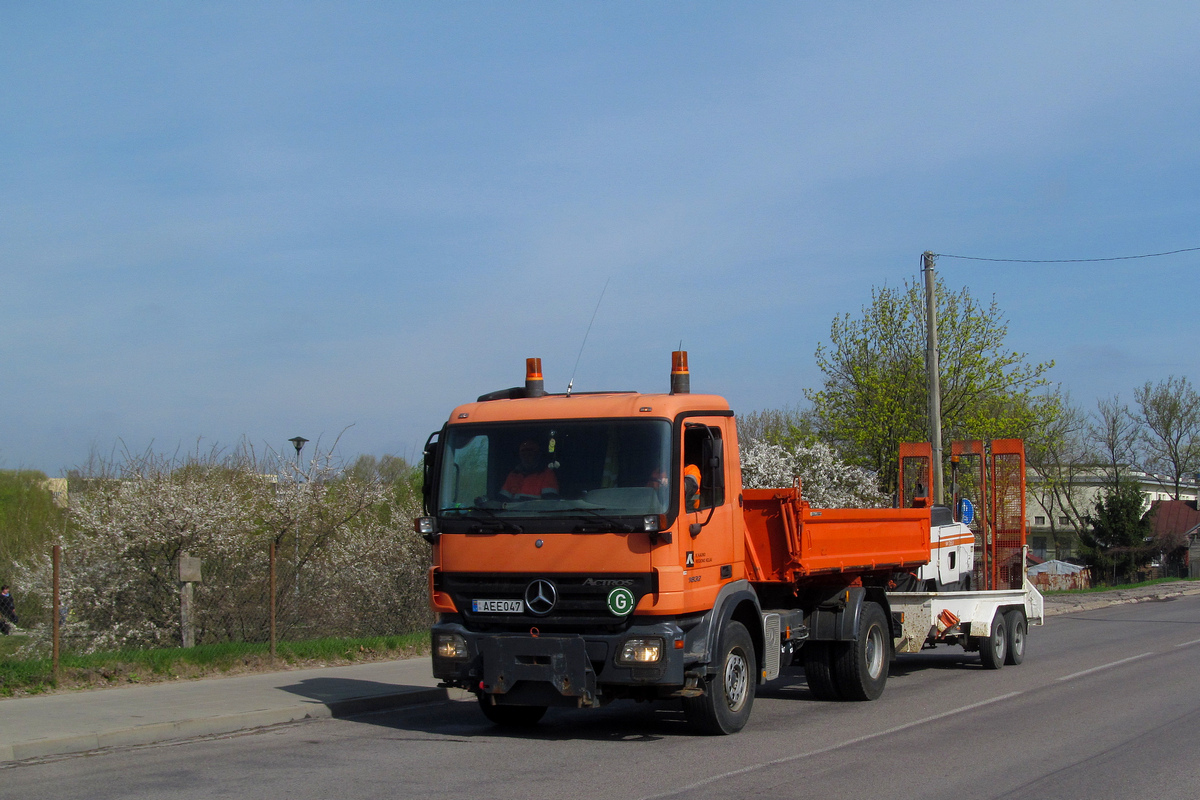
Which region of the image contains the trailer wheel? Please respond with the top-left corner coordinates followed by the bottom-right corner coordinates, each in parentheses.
top-left (802, 643), bottom-right (841, 701)
top-left (1003, 609), bottom-right (1026, 666)
top-left (478, 696), bottom-right (547, 727)
top-left (832, 601), bottom-right (889, 701)
top-left (684, 620), bottom-right (756, 734)
top-left (979, 610), bottom-right (1008, 670)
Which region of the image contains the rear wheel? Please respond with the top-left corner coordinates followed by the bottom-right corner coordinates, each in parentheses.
top-left (1003, 609), bottom-right (1027, 666)
top-left (832, 601), bottom-right (890, 701)
top-left (477, 696), bottom-right (547, 727)
top-left (979, 610), bottom-right (1008, 670)
top-left (684, 620), bottom-right (756, 735)
top-left (802, 642), bottom-right (841, 700)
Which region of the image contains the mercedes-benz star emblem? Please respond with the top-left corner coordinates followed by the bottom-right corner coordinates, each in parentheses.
top-left (524, 579), bottom-right (557, 616)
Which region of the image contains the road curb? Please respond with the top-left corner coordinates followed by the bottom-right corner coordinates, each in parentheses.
top-left (1, 687), bottom-right (448, 764)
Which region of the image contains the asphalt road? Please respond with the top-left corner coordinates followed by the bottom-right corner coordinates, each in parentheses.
top-left (5, 595), bottom-right (1200, 800)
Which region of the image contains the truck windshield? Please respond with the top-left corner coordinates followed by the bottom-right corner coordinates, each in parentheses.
top-left (437, 419), bottom-right (672, 529)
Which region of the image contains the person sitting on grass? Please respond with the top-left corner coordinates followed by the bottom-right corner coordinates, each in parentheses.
top-left (0, 585), bottom-right (17, 635)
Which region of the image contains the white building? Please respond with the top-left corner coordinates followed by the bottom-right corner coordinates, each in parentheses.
top-left (1025, 470), bottom-right (1199, 561)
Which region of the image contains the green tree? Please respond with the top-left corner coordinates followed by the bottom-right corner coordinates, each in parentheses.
top-left (347, 454), bottom-right (422, 511)
top-left (0, 470), bottom-right (67, 580)
top-left (736, 405), bottom-right (816, 450)
top-left (1079, 479), bottom-right (1153, 585)
top-left (807, 276), bottom-right (1055, 494)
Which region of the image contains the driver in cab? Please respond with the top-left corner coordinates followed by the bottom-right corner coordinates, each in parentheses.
top-left (499, 439), bottom-right (560, 501)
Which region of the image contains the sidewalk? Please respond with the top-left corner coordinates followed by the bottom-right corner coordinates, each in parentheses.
top-left (3, 581), bottom-right (1198, 764)
top-left (1040, 579), bottom-right (1200, 616)
top-left (0, 657), bottom-right (450, 763)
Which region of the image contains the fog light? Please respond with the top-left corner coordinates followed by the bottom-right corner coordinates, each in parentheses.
top-left (415, 517), bottom-right (436, 535)
top-left (434, 632), bottom-right (468, 660)
top-left (618, 637), bottom-right (664, 664)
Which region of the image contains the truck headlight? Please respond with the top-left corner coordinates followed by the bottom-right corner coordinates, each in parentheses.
top-left (433, 632), bottom-right (468, 660)
top-left (617, 637), bottom-right (664, 664)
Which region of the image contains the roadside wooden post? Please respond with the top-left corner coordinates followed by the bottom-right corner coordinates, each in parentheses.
top-left (52, 544), bottom-right (61, 683)
top-left (178, 553), bottom-right (202, 649)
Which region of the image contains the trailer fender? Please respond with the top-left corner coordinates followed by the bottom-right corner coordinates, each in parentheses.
top-left (684, 580), bottom-right (763, 676)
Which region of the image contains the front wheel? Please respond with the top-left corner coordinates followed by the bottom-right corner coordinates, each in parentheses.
top-left (684, 620), bottom-right (756, 735)
top-left (979, 610), bottom-right (1008, 670)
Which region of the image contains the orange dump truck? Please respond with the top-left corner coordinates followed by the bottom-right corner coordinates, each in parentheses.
top-left (418, 353), bottom-right (1038, 733)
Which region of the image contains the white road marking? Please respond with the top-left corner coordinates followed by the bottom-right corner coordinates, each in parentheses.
top-left (1056, 652), bottom-right (1156, 682)
top-left (635, 691), bottom-right (1025, 800)
top-left (1174, 638), bottom-right (1200, 648)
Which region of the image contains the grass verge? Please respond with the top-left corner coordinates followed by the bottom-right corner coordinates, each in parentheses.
top-left (0, 632), bottom-right (429, 698)
top-left (1041, 576), bottom-right (1200, 596)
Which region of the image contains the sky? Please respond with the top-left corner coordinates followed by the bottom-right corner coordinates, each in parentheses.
top-left (2, 2), bottom-right (1198, 475)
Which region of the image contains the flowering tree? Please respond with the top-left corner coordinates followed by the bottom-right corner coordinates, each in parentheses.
top-left (739, 438), bottom-right (888, 508)
top-left (14, 443), bottom-right (429, 655)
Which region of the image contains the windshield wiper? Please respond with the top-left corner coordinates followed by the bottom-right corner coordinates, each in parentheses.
top-left (568, 508), bottom-right (636, 533)
top-left (439, 506), bottom-right (524, 534)
top-left (515, 506), bottom-right (638, 533)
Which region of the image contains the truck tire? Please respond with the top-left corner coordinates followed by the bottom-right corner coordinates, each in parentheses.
top-left (832, 601), bottom-right (889, 701)
top-left (802, 643), bottom-right (841, 701)
top-left (979, 610), bottom-right (1008, 670)
top-left (684, 620), bottom-right (756, 735)
top-left (1003, 609), bottom-right (1026, 666)
top-left (478, 696), bottom-right (547, 727)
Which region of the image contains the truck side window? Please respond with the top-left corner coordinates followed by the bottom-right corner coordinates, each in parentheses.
top-left (683, 424), bottom-right (725, 510)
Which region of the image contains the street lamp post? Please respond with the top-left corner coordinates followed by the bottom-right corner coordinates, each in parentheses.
top-left (287, 437), bottom-right (307, 601)
top-left (289, 436), bottom-right (308, 462)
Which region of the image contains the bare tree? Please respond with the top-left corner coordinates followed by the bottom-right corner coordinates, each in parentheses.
top-left (1090, 395), bottom-right (1139, 488)
top-left (1026, 392), bottom-right (1092, 551)
top-left (1134, 375), bottom-right (1200, 499)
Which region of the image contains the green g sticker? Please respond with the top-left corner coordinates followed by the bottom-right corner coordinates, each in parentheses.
top-left (607, 587), bottom-right (635, 616)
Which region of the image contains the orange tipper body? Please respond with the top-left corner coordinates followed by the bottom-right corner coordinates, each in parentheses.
top-left (742, 489), bottom-right (931, 582)
top-left (423, 353), bottom-right (1026, 735)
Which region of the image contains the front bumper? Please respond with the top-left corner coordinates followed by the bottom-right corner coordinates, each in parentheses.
top-left (432, 619), bottom-right (690, 707)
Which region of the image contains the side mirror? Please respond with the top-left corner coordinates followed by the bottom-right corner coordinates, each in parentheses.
top-left (421, 429), bottom-right (441, 514)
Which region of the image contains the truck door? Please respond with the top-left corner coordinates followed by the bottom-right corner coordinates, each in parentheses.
top-left (680, 419), bottom-right (740, 603)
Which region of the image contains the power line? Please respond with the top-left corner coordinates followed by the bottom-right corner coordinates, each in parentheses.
top-left (931, 246), bottom-right (1200, 264)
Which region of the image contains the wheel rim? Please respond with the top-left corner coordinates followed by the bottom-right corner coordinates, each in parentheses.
top-left (724, 648), bottom-right (749, 712)
top-left (1012, 622), bottom-right (1025, 655)
top-left (993, 623), bottom-right (1007, 660)
top-left (865, 624), bottom-right (885, 679)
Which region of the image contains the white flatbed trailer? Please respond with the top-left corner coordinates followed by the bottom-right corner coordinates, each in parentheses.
top-left (888, 570), bottom-right (1044, 669)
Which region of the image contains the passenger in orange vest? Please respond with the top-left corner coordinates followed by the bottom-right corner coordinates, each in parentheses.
top-left (683, 463), bottom-right (702, 511)
top-left (499, 440), bottom-right (560, 501)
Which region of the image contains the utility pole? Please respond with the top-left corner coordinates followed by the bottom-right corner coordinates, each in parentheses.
top-left (923, 251), bottom-right (944, 504)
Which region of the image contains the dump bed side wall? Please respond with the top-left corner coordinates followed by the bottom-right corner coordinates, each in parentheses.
top-left (743, 488), bottom-right (931, 583)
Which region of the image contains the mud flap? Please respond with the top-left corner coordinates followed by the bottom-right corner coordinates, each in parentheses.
top-left (479, 636), bottom-right (598, 706)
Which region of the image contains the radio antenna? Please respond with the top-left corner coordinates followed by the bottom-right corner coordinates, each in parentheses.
top-left (566, 277), bottom-right (610, 397)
